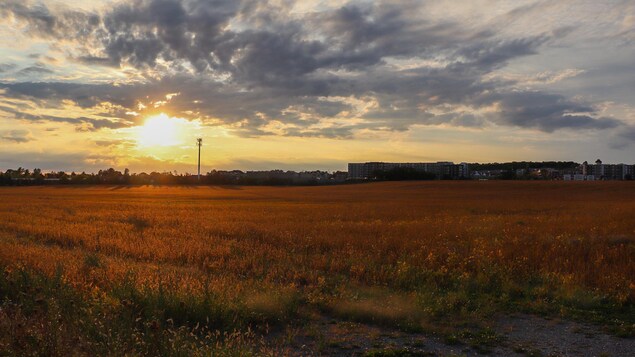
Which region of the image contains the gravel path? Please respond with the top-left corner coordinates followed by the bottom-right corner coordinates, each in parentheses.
top-left (277, 313), bottom-right (634, 356)
top-left (493, 313), bottom-right (634, 357)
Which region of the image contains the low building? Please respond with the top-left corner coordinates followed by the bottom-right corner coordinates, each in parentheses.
top-left (581, 160), bottom-right (634, 180)
top-left (347, 161), bottom-right (469, 180)
top-left (564, 174), bottom-right (596, 181)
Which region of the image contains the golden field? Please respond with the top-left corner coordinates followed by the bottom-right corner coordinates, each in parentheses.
top-left (0, 181), bottom-right (634, 355)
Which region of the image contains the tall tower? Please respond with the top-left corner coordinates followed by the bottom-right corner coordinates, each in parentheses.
top-left (196, 138), bottom-right (202, 182)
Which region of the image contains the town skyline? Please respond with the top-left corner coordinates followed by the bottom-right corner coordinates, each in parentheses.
top-left (2, 157), bottom-right (631, 175)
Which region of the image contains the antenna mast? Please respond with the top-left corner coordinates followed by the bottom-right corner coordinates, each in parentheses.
top-left (196, 138), bottom-right (202, 182)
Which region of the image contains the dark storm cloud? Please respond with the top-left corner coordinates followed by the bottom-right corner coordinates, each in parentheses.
top-left (453, 36), bottom-right (548, 71)
top-left (489, 92), bottom-right (622, 132)
top-left (95, 0), bottom-right (242, 69)
top-left (0, 0), bottom-right (628, 138)
top-left (0, 81), bottom-right (139, 109)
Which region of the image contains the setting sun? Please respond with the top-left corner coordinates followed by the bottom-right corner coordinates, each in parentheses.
top-left (137, 113), bottom-right (187, 147)
top-left (126, 113), bottom-right (203, 163)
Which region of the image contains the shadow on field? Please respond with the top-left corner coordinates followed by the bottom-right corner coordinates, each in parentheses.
top-left (211, 185), bottom-right (243, 190)
top-left (106, 185), bottom-right (201, 190)
top-left (50, 185), bottom-right (101, 189)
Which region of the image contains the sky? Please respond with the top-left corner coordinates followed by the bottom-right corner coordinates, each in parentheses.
top-left (0, 0), bottom-right (634, 173)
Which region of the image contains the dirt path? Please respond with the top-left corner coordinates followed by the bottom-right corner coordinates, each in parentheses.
top-left (492, 313), bottom-right (634, 357)
top-left (276, 313), bottom-right (634, 356)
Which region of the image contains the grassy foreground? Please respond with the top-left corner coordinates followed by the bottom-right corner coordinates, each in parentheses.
top-left (0, 182), bottom-right (633, 355)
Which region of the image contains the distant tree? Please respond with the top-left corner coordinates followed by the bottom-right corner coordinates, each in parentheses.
top-left (0, 171), bottom-right (10, 185)
top-left (499, 170), bottom-right (517, 180)
top-left (32, 168), bottom-right (43, 183)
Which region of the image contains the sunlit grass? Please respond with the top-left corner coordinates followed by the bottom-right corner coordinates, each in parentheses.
top-left (0, 181), bottom-right (634, 354)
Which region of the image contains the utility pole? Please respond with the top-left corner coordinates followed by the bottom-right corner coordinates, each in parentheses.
top-left (197, 138), bottom-right (202, 182)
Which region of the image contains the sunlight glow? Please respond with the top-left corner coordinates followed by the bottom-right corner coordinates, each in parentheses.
top-left (137, 113), bottom-right (183, 147)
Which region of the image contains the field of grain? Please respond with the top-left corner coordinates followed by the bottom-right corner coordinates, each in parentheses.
top-left (0, 182), bottom-right (633, 355)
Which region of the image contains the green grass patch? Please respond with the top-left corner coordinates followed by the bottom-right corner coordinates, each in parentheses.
top-left (0, 265), bottom-right (276, 356)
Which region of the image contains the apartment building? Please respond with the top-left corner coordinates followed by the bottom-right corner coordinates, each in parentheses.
top-left (347, 162), bottom-right (469, 180)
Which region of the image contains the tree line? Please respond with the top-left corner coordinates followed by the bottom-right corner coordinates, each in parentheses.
top-left (0, 167), bottom-right (200, 186)
top-left (0, 167), bottom-right (347, 186)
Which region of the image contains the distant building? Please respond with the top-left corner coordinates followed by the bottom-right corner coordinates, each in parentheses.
top-left (563, 174), bottom-right (595, 181)
top-left (347, 161), bottom-right (469, 180)
top-left (567, 159), bottom-right (634, 181)
top-left (594, 159), bottom-right (604, 178)
top-left (586, 160), bottom-right (633, 180)
top-left (207, 169), bottom-right (343, 185)
top-left (10, 177), bottom-right (35, 182)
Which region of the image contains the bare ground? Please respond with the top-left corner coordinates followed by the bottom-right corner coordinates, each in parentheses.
top-left (272, 313), bottom-right (634, 356)
top-left (492, 313), bottom-right (634, 357)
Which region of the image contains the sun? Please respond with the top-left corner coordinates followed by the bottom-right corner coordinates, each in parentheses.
top-left (137, 113), bottom-right (181, 147)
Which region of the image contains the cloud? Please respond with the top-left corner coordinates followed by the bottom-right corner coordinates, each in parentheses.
top-left (454, 36), bottom-right (548, 71)
top-left (487, 68), bottom-right (586, 86)
top-left (0, 63), bottom-right (17, 73)
top-left (487, 91), bottom-right (622, 132)
top-left (615, 126), bottom-right (635, 148)
top-left (0, 150), bottom-right (120, 172)
top-left (94, 139), bottom-right (135, 147)
top-left (0, 102), bottom-right (131, 131)
top-left (1, 129), bottom-right (34, 143)
top-left (16, 63), bottom-right (54, 76)
top-left (0, 0), bottom-right (630, 141)
top-left (0, 0), bottom-right (100, 40)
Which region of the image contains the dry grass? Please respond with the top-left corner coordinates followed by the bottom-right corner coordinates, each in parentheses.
top-left (0, 181), bottom-right (633, 353)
